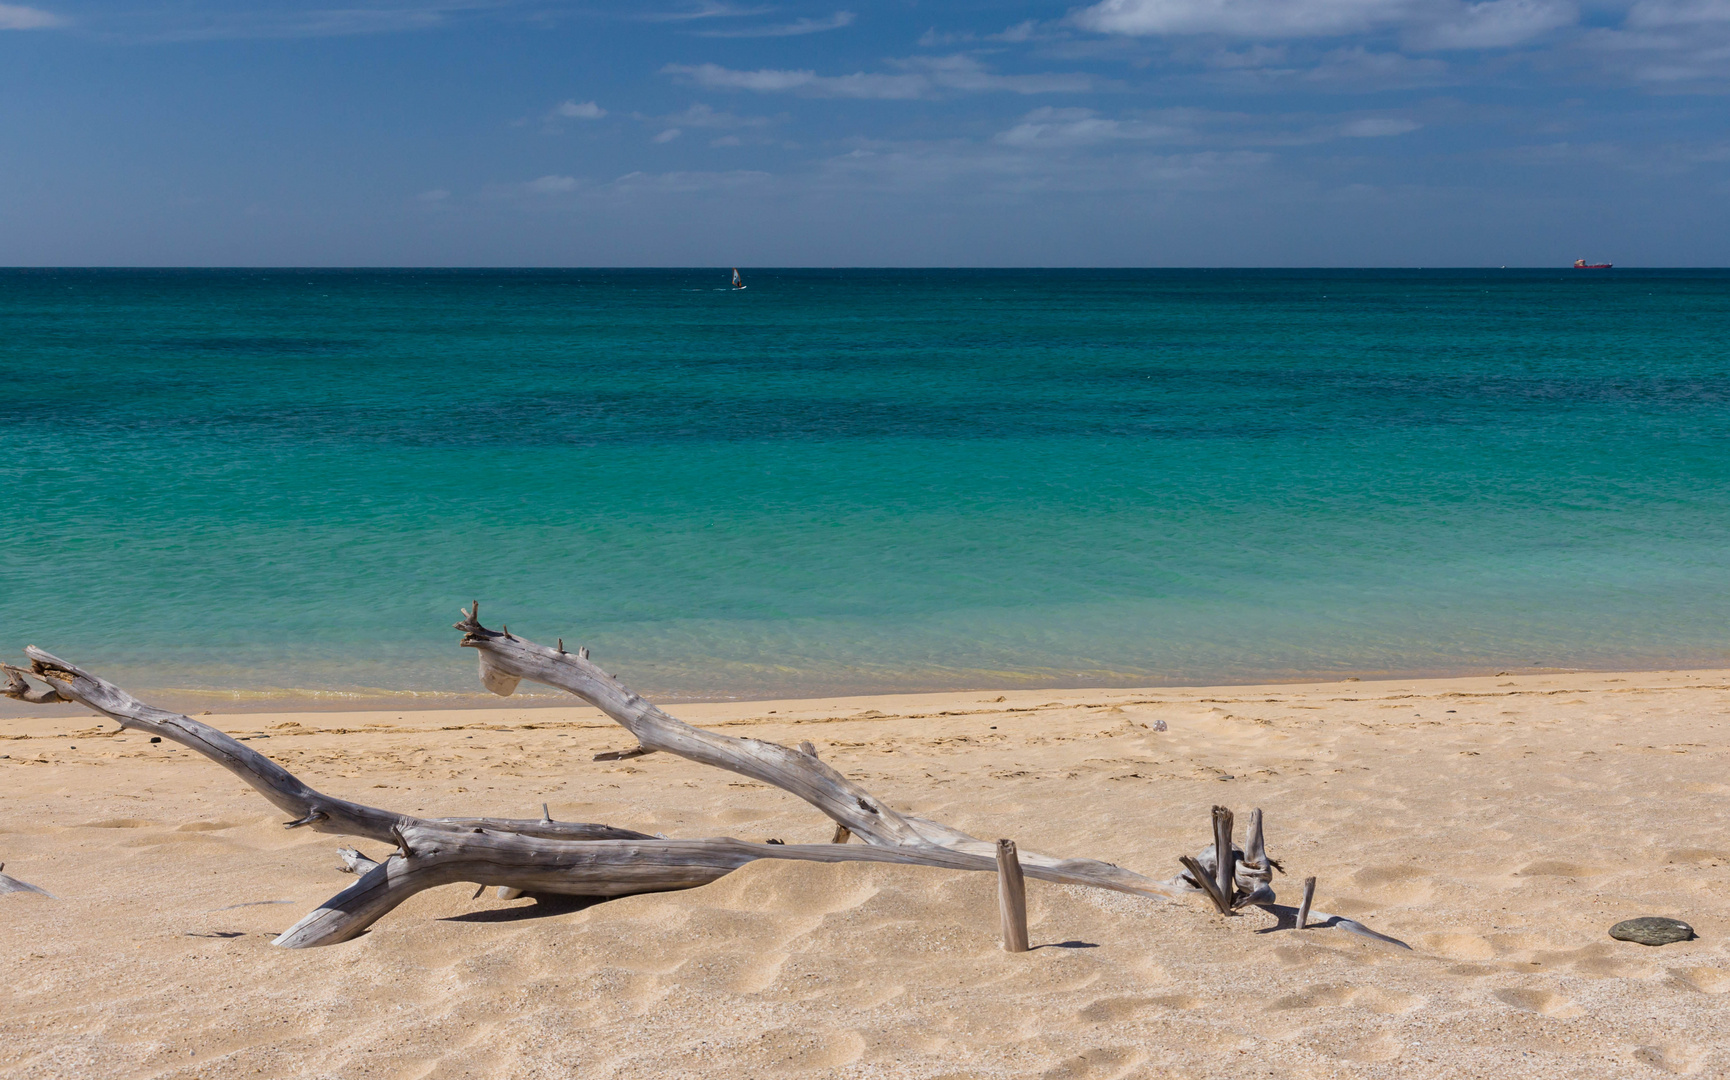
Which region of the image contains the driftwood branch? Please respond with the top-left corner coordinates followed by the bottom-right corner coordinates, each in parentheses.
top-left (7, 607), bottom-right (1407, 952)
top-left (452, 603), bottom-right (1186, 900)
top-left (5, 618), bottom-right (1182, 948)
top-left (3, 652), bottom-right (653, 847)
top-left (0, 863), bottom-right (53, 898)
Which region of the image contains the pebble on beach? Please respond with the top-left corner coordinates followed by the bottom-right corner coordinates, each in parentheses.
top-left (1609, 917), bottom-right (1696, 946)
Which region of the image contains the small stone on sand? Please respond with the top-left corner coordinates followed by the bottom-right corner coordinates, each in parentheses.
top-left (1609, 917), bottom-right (1695, 946)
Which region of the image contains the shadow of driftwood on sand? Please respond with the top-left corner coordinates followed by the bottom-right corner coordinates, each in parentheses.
top-left (442, 895), bottom-right (614, 924)
top-left (1253, 902), bottom-right (1411, 949)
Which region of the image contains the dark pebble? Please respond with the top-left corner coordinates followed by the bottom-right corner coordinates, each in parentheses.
top-left (1610, 917), bottom-right (1695, 946)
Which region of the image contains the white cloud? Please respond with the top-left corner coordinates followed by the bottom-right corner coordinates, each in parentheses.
top-left (1074, 0), bottom-right (1576, 48)
top-left (662, 56), bottom-right (1091, 99)
top-left (0, 3), bottom-right (63, 29)
top-left (654, 127), bottom-right (683, 142)
top-left (1407, 0), bottom-right (1575, 49)
top-left (697, 10), bottom-right (855, 37)
top-left (1626, 0), bottom-right (1730, 26)
top-left (818, 139), bottom-right (1273, 195)
top-left (893, 54), bottom-right (1095, 93)
top-left (524, 174), bottom-right (579, 195)
top-left (661, 102), bottom-right (774, 128)
top-left (1075, 0), bottom-right (1411, 39)
top-left (553, 100), bottom-right (606, 120)
top-left (1303, 45), bottom-right (1450, 81)
top-left (996, 107), bottom-right (1187, 147)
top-left (609, 169), bottom-right (773, 193)
top-left (663, 62), bottom-right (928, 98)
top-left (1578, 20), bottom-right (1730, 83)
top-left (1338, 116), bottom-right (1422, 135)
top-left (991, 20), bottom-right (1041, 41)
top-left (640, 2), bottom-right (773, 22)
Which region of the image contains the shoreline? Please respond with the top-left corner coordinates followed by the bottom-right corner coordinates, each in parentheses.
top-left (5, 660), bottom-right (1727, 720)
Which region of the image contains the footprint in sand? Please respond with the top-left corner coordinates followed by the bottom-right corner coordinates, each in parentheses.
top-left (746, 1027), bottom-right (865, 1072)
top-left (1077, 995), bottom-right (1198, 1022)
top-left (1516, 860), bottom-right (1608, 878)
top-left (1349, 865), bottom-right (1433, 905)
top-left (1358, 987), bottom-right (1424, 1015)
top-left (1039, 1046), bottom-right (1147, 1080)
top-left (1421, 932), bottom-right (1496, 961)
top-left (1269, 984), bottom-right (1357, 1010)
top-left (1671, 967), bottom-right (1730, 994)
top-left (1633, 1043), bottom-right (1705, 1074)
top-left (1494, 987), bottom-right (1583, 1018)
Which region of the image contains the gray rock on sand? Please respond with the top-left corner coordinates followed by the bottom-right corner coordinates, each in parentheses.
top-left (1609, 917), bottom-right (1695, 946)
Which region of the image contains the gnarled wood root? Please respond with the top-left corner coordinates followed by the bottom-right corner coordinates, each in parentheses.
top-left (1171, 803), bottom-right (1409, 949)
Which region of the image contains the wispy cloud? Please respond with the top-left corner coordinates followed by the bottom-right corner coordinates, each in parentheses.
top-left (1073, 0), bottom-right (1578, 49)
top-left (1626, 0), bottom-right (1730, 27)
top-left (1338, 116), bottom-right (1422, 135)
top-left (105, 1), bottom-right (505, 43)
top-left (662, 55), bottom-right (1092, 99)
top-left (552, 100), bottom-right (606, 120)
top-left (664, 62), bottom-right (927, 98)
top-left (1075, 0), bottom-right (1410, 39)
top-left (639, 2), bottom-right (772, 22)
top-left (0, 3), bottom-right (62, 30)
top-left (696, 10), bottom-right (855, 37)
top-left (995, 107), bottom-right (1188, 147)
top-left (658, 102), bottom-right (776, 128)
top-left (524, 174), bottom-right (579, 194)
top-left (1406, 0), bottom-right (1576, 49)
top-left (1578, 18), bottom-right (1730, 84)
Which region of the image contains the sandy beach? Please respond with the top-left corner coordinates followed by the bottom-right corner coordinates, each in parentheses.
top-left (3, 668), bottom-right (1727, 1079)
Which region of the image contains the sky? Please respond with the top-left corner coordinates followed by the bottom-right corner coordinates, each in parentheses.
top-left (1, 0), bottom-right (1727, 265)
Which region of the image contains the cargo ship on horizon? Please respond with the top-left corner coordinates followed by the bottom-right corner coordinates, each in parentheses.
top-left (1573, 258), bottom-right (1612, 269)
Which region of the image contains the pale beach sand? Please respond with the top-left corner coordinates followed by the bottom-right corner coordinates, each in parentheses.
top-left (3, 669), bottom-right (1728, 1078)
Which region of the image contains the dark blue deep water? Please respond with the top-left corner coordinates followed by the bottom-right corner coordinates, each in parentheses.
top-left (4, 268), bottom-right (1729, 706)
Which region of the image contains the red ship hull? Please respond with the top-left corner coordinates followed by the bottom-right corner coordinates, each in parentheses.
top-left (1573, 260), bottom-right (1612, 269)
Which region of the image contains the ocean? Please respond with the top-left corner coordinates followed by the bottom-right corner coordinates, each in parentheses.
top-left (3, 268), bottom-right (1728, 709)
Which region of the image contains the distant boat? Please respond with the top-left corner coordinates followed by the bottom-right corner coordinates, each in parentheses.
top-left (731, 268), bottom-right (746, 290)
top-left (1573, 259), bottom-right (1612, 269)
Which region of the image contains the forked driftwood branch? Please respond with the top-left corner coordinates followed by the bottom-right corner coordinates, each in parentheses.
top-left (3, 603), bottom-right (1406, 951)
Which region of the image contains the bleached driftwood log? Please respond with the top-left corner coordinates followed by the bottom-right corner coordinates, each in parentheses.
top-left (5, 606), bottom-right (1407, 950)
top-left (0, 863), bottom-right (53, 898)
top-left (3, 625), bottom-right (1185, 948)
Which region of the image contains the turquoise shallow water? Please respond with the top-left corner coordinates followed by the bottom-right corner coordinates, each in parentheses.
top-left (3, 268), bottom-right (1729, 706)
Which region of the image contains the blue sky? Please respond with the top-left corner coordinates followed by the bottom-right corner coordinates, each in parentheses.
top-left (2, 0), bottom-right (1727, 264)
